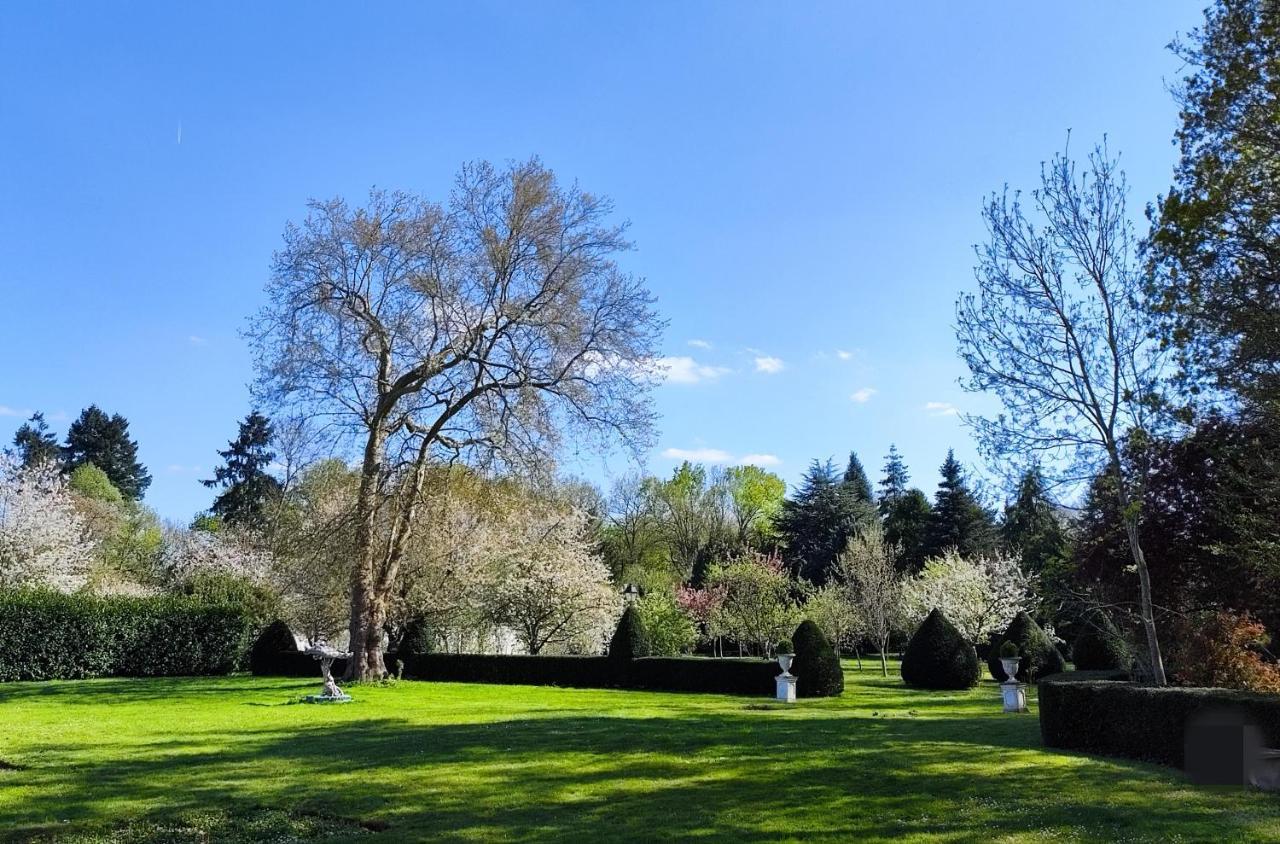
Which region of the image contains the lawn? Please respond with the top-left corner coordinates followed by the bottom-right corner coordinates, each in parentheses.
top-left (3, 661), bottom-right (1279, 843)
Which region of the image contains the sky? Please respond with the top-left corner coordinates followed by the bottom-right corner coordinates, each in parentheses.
top-left (0, 1), bottom-right (1206, 523)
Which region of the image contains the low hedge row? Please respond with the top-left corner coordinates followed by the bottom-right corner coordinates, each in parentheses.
top-left (400, 653), bottom-right (778, 695)
top-left (0, 589), bottom-right (255, 681)
top-left (1039, 676), bottom-right (1280, 768)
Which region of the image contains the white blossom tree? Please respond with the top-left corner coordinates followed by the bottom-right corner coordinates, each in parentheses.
top-left (832, 523), bottom-right (903, 676)
top-left (0, 454), bottom-right (93, 592)
top-left (901, 549), bottom-right (1033, 644)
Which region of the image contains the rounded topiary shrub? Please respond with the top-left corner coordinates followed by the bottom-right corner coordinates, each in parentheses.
top-left (1072, 611), bottom-right (1132, 672)
top-left (249, 619), bottom-right (300, 676)
top-left (790, 620), bottom-right (843, 697)
top-left (987, 612), bottom-right (1065, 682)
top-left (609, 606), bottom-right (651, 661)
top-left (901, 608), bottom-right (981, 690)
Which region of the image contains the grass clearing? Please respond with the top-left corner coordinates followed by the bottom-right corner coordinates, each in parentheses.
top-left (3, 660), bottom-right (1278, 842)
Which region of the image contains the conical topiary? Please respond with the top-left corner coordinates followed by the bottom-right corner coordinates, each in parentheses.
top-left (790, 619), bottom-right (844, 697)
top-left (609, 606), bottom-right (651, 661)
top-left (901, 608), bottom-right (981, 690)
top-left (398, 615), bottom-right (434, 657)
top-left (987, 611), bottom-right (1065, 682)
top-left (1071, 611), bottom-right (1132, 671)
top-left (249, 619), bottom-right (299, 676)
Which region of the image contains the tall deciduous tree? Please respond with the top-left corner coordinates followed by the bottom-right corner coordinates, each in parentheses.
top-left (62, 406), bottom-right (151, 500)
top-left (922, 450), bottom-right (997, 561)
top-left (202, 411), bottom-right (282, 529)
top-left (833, 523), bottom-right (903, 676)
top-left (250, 162), bottom-right (663, 679)
top-left (723, 463), bottom-right (785, 549)
top-left (957, 146), bottom-right (1171, 683)
top-left (652, 462), bottom-right (730, 586)
top-left (11, 412), bottom-right (60, 469)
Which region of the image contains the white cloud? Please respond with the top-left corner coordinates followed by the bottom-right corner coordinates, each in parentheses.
top-left (836, 350), bottom-right (854, 361)
top-left (188, 335), bottom-right (208, 346)
top-left (0, 405), bottom-right (25, 417)
top-left (659, 356), bottom-right (731, 385)
top-left (850, 387), bottom-right (877, 403)
top-left (661, 447), bottom-right (781, 468)
top-left (925, 401), bottom-right (960, 417)
top-left (687, 339), bottom-right (713, 350)
top-left (166, 464), bottom-right (203, 474)
top-left (661, 447), bottom-right (734, 463)
top-left (754, 355), bottom-right (785, 374)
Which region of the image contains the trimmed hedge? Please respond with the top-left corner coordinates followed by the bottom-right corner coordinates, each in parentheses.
top-left (1072, 612), bottom-right (1132, 671)
top-left (987, 612), bottom-right (1065, 682)
top-left (249, 619), bottom-right (302, 676)
top-left (401, 653), bottom-right (778, 695)
top-left (1039, 676), bottom-right (1280, 768)
top-left (0, 589), bottom-right (255, 681)
top-left (901, 608), bottom-right (981, 690)
top-left (610, 606), bottom-right (651, 661)
top-left (791, 620), bottom-right (844, 697)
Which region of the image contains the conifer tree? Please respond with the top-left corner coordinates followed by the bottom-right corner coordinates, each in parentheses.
top-left (1001, 468), bottom-right (1069, 576)
top-left (922, 450), bottom-right (997, 560)
top-left (778, 458), bottom-right (875, 584)
top-left (62, 405), bottom-right (151, 500)
top-left (877, 445), bottom-right (910, 508)
top-left (883, 488), bottom-right (932, 574)
top-left (202, 410), bottom-right (281, 529)
top-left (11, 412), bottom-right (60, 469)
top-left (841, 451), bottom-right (874, 504)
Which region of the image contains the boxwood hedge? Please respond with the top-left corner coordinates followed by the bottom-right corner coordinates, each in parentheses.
top-left (0, 589), bottom-right (255, 681)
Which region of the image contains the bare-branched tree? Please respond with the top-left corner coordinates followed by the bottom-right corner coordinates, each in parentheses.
top-left (957, 144), bottom-right (1172, 683)
top-left (250, 159), bottom-right (664, 680)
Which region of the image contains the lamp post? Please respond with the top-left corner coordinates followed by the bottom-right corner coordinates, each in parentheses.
top-left (622, 583), bottom-right (641, 606)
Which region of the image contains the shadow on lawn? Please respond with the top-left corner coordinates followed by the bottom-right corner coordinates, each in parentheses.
top-left (7, 707), bottom-right (1266, 843)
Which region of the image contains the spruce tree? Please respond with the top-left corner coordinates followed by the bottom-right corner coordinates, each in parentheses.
top-left (877, 445), bottom-right (909, 509)
top-left (11, 412), bottom-right (60, 468)
top-left (841, 451), bottom-right (874, 505)
top-left (62, 405), bottom-right (151, 500)
top-left (777, 459), bottom-right (874, 584)
top-left (202, 410), bottom-right (281, 528)
top-left (922, 450), bottom-right (997, 560)
top-left (1001, 468), bottom-right (1069, 576)
top-left (883, 488), bottom-right (932, 573)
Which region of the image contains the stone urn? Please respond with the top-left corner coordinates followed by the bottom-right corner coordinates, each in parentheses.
top-left (777, 652), bottom-right (795, 675)
top-left (999, 656), bottom-right (1021, 682)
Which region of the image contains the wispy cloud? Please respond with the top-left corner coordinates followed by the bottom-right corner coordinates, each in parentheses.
top-left (925, 401), bottom-right (960, 417)
top-left (753, 355), bottom-right (784, 374)
top-left (836, 350), bottom-right (854, 361)
top-left (659, 356), bottom-right (732, 385)
top-left (166, 464), bottom-right (203, 474)
top-left (661, 447), bottom-right (781, 468)
top-left (188, 335), bottom-right (208, 346)
top-left (850, 387), bottom-right (877, 403)
top-left (0, 405), bottom-right (25, 417)
top-left (687, 339), bottom-right (713, 350)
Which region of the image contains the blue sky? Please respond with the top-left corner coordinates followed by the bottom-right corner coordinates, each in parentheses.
top-left (0, 1), bottom-right (1204, 522)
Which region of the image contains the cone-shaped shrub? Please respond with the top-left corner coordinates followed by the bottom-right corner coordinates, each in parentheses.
top-left (1072, 611), bottom-right (1132, 671)
top-left (987, 611), bottom-right (1065, 682)
top-left (790, 619), bottom-right (844, 697)
top-left (901, 608), bottom-right (981, 690)
top-left (399, 616), bottom-right (434, 657)
top-left (249, 619), bottom-right (300, 676)
top-left (609, 606), bottom-right (650, 661)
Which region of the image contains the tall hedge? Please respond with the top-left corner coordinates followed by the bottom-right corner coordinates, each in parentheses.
top-left (986, 612), bottom-right (1065, 682)
top-left (0, 589), bottom-right (255, 681)
top-left (901, 608), bottom-right (981, 690)
top-left (790, 619), bottom-right (844, 697)
top-left (609, 606), bottom-right (651, 661)
top-left (1072, 612), bottom-right (1132, 671)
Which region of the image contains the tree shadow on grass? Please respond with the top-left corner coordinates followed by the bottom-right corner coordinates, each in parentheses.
top-left (7, 710), bottom-right (1278, 843)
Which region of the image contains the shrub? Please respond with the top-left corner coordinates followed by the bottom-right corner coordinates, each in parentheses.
top-left (1071, 611), bottom-right (1132, 671)
top-left (987, 612), bottom-right (1065, 682)
top-left (776, 639), bottom-right (794, 655)
top-left (1167, 611), bottom-right (1280, 693)
top-left (790, 620), bottom-right (843, 697)
top-left (999, 639), bottom-right (1019, 658)
top-left (634, 591), bottom-right (697, 656)
top-left (901, 608), bottom-right (981, 690)
top-left (398, 616), bottom-right (434, 657)
top-left (0, 588), bottom-right (254, 681)
top-left (249, 619), bottom-right (301, 676)
top-left (609, 606), bottom-right (651, 661)
top-left (1039, 676), bottom-right (1280, 769)
top-left (68, 463), bottom-right (123, 503)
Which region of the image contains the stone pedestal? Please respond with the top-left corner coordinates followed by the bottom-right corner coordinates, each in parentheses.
top-left (776, 673), bottom-right (797, 703)
top-left (1001, 680), bottom-right (1027, 713)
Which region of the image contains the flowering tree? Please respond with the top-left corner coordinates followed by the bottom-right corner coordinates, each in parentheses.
top-left (901, 549), bottom-right (1033, 644)
top-left (832, 523), bottom-right (902, 676)
top-left (0, 454), bottom-right (93, 592)
top-left (484, 506), bottom-right (620, 655)
top-left (804, 583), bottom-right (864, 665)
top-left (706, 551), bottom-right (798, 656)
top-left (676, 583), bottom-right (726, 655)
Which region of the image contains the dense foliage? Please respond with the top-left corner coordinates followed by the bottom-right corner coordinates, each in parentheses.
top-left (986, 611), bottom-right (1065, 682)
top-left (790, 619), bottom-right (844, 697)
top-left (62, 405), bottom-right (151, 500)
top-left (900, 608), bottom-right (981, 690)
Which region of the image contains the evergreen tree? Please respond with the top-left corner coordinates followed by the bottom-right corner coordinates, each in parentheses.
top-left (841, 451), bottom-right (874, 505)
top-left (877, 445), bottom-right (909, 509)
top-left (11, 412), bottom-right (60, 468)
top-left (777, 458), bottom-right (875, 584)
top-left (922, 450), bottom-right (997, 560)
top-left (202, 410), bottom-right (281, 528)
top-left (883, 488), bottom-right (932, 573)
top-left (62, 405), bottom-right (151, 500)
top-left (1001, 468), bottom-right (1069, 577)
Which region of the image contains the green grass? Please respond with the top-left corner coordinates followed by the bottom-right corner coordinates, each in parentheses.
top-left (2, 660), bottom-right (1278, 842)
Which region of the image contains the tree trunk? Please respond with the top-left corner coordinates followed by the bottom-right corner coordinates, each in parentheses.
top-left (345, 424), bottom-right (388, 682)
top-left (1122, 513), bottom-right (1167, 685)
top-left (879, 636), bottom-right (889, 677)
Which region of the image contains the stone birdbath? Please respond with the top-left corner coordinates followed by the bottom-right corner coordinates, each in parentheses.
top-left (302, 641), bottom-right (353, 703)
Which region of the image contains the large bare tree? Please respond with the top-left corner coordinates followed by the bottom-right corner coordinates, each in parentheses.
top-left (957, 145), bottom-right (1171, 684)
top-left (250, 159), bottom-right (663, 680)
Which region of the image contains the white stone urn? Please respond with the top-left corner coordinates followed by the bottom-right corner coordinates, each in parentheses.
top-left (999, 656), bottom-right (1021, 682)
top-left (777, 653), bottom-right (795, 675)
